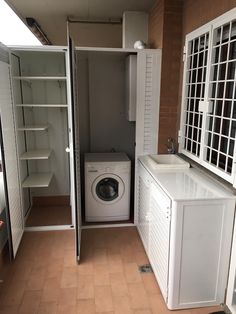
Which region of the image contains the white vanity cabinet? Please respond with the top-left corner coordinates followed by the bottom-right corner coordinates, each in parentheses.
top-left (137, 158), bottom-right (236, 310)
top-left (137, 161), bottom-right (152, 252)
top-left (149, 180), bottom-right (171, 301)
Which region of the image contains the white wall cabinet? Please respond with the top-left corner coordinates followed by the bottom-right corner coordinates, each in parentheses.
top-left (137, 158), bottom-right (235, 310)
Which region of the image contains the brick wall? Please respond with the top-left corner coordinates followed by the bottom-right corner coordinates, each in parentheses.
top-left (148, 0), bottom-right (164, 49)
top-left (149, 0), bottom-right (236, 153)
top-left (176, 0), bottom-right (236, 147)
top-left (148, 0), bottom-right (183, 153)
top-left (182, 0), bottom-right (236, 35)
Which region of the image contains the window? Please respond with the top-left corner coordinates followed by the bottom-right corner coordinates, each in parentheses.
top-left (180, 8), bottom-right (236, 187)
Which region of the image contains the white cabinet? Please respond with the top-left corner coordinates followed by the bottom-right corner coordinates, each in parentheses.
top-left (137, 161), bottom-right (151, 252)
top-left (0, 43), bottom-right (81, 257)
top-left (149, 180), bottom-right (171, 301)
top-left (138, 158), bottom-right (235, 310)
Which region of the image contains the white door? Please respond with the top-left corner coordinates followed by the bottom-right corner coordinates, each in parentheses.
top-left (67, 38), bottom-right (82, 261)
top-left (135, 49), bottom-right (162, 156)
top-left (0, 43), bottom-right (24, 257)
top-left (135, 49), bottom-right (162, 224)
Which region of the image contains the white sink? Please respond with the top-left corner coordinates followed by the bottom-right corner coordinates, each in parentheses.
top-left (148, 154), bottom-right (190, 169)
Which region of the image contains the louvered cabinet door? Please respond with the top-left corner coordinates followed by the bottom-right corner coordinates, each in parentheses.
top-left (137, 162), bottom-right (151, 252)
top-left (135, 50), bottom-right (161, 156)
top-left (0, 59), bottom-right (24, 257)
top-left (149, 181), bottom-right (171, 301)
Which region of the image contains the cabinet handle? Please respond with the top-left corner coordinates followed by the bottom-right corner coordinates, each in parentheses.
top-left (145, 213), bottom-right (152, 222)
top-left (65, 147), bottom-right (70, 153)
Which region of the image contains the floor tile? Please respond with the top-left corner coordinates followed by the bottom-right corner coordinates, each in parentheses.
top-left (59, 287), bottom-right (77, 306)
top-left (0, 305), bottom-right (19, 314)
top-left (77, 299), bottom-right (96, 314)
top-left (92, 248), bottom-right (108, 265)
top-left (18, 290), bottom-right (41, 313)
top-left (142, 273), bottom-right (161, 295)
top-left (94, 264), bottom-right (110, 286)
top-left (124, 262), bottom-right (142, 283)
top-left (37, 302), bottom-right (58, 314)
top-left (57, 304), bottom-right (77, 314)
top-left (128, 282), bottom-right (150, 310)
top-left (110, 272), bottom-right (129, 297)
top-left (0, 280), bottom-right (26, 306)
top-left (60, 266), bottom-right (77, 288)
top-left (77, 274), bottom-right (94, 299)
top-left (113, 295), bottom-right (132, 314)
top-left (94, 285), bottom-right (114, 312)
top-left (0, 228), bottom-right (223, 314)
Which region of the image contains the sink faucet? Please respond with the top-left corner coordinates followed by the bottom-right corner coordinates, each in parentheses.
top-left (166, 137), bottom-right (175, 154)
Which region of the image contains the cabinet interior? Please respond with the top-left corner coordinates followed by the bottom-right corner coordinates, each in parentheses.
top-left (10, 49), bottom-right (71, 227)
top-left (76, 49), bottom-right (137, 225)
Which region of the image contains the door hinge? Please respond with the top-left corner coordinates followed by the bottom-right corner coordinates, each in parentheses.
top-left (183, 45), bottom-right (186, 62)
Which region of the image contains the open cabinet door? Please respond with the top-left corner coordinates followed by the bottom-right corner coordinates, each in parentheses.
top-left (67, 38), bottom-right (82, 261)
top-left (135, 50), bottom-right (162, 225)
top-left (0, 43), bottom-right (24, 257)
top-left (135, 50), bottom-right (162, 156)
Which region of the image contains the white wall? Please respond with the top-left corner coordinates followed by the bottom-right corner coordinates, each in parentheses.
top-left (77, 51), bottom-right (136, 160)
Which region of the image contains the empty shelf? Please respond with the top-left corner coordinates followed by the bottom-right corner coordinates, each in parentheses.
top-left (22, 173), bottom-right (53, 188)
top-left (20, 149), bottom-right (52, 160)
top-left (16, 104), bottom-right (68, 108)
top-left (13, 76), bottom-right (67, 80)
top-left (18, 124), bottom-right (49, 131)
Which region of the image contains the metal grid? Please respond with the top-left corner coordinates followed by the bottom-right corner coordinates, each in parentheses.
top-left (183, 33), bottom-right (209, 157)
top-left (204, 21), bottom-right (236, 174)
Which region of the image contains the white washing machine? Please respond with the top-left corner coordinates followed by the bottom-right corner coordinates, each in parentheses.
top-left (84, 153), bottom-right (131, 222)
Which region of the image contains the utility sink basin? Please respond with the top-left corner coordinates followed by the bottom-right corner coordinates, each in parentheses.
top-left (149, 154), bottom-right (190, 169)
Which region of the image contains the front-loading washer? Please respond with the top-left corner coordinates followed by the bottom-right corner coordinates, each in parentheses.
top-left (84, 153), bottom-right (131, 222)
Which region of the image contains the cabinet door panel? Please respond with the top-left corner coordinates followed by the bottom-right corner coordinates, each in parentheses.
top-left (137, 167), bottom-right (150, 252)
top-left (135, 50), bottom-right (161, 156)
top-left (0, 57), bottom-right (24, 257)
top-left (149, 181), bottom-right (171, 300)
top-left (68, 39), bottom-right (81, 261)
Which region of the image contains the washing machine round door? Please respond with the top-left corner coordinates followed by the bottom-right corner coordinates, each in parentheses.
top-left (92, 174), bottom-right (125, 204)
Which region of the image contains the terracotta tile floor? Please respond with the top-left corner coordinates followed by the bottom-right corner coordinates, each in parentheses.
top-left (26, 205), bottom-right (72, 227)
top-left (0, 227), bottom-right (221, 313)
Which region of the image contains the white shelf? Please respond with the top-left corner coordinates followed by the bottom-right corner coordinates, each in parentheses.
top-left (16, 104), bottom-right (68, 108)
top-left (13, 76), bottom-right (67, 80)
top-left (22, 173), bottom-right (53, 188)
top-left (20, 149), bottom-right (52, 160)
top-left (18, 124), bottom-right (49, 131)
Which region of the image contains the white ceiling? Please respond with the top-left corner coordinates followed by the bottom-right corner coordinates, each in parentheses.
top-left (6, 0), bottom-right (156, 45)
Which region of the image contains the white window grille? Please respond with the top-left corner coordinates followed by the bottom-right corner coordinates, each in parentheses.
top-left (180, 8), bottom-right (236, 186)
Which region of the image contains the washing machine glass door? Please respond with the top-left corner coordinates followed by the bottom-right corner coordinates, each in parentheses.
top-left (92, 174), bottom-right (125, 204)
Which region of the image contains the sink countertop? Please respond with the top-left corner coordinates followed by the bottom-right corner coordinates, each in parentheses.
top-left (139, 155), bottom-right (236, 201)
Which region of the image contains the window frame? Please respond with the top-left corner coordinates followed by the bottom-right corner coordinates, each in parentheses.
top-left (179, 8), bottom-right (236, 187)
